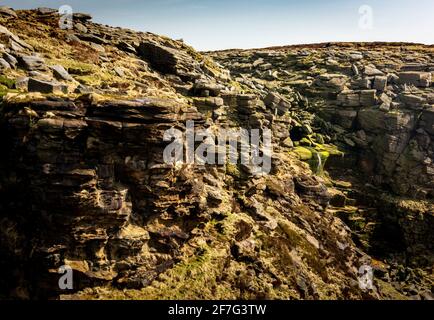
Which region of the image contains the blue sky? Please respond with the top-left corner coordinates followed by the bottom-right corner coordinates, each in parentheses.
top-left (2, 0), bottom-right (434, 50)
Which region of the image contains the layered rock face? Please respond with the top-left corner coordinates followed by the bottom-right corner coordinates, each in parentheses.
top-left (210, 45), bottom-right (434, 199)
top-left (0, 8), bottom-right (432, 300)
top-left (0, 94), bottom-right (373, 299)
top-left (210, 45), bottom-right (434, 299)
top-left (0, 97), bottom-right (206, 295)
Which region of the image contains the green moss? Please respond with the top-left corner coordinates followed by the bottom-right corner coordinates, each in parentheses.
top-left (293, 146), bottom-right (313, 160)
top-left (300, 137), bottom-right (313, 146)
top-left (293, 143), bottom-right (342, 175)
top-left (203, 57), bottom-right (222, 77)
top-left (307, 150), bottom-right (329, 175)
top-left (183, 43), bottom-right (203, 62)
top-left (376, 280), bottom-right (410, 300)
top-left (0, 76), bottom-right (16, 89)
top-left (278, 220), bottom-right (304, 247)
top-left (278, 219), bottom-right (324, 275)
top-left (228, 80), bottom-right (245, 93)
top-left (48, 59), bottom-right (98, 75)
top-left (75, 75), bottom-right (97, 85)
top-left (129, 216), bottom-right (240, 299)
top-left (296, 57), bottom-right (316, 70)
top-left (0, 84), bottom-right (8, 99)
top-left (321, 145), bottom-right (340, 155)
top-left (75, 70), bottom-right (121, 86)
top-left (226, 163), bottom-right (241, 179)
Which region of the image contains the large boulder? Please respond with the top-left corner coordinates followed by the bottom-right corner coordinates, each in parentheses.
top-left (28, 78), bottom-right (68, 94)
top-left (137, 41), bottom-right (201, 81)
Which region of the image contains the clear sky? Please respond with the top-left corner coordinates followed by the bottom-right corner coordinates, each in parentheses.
top-left (2, 0), bottom-right (434, 51)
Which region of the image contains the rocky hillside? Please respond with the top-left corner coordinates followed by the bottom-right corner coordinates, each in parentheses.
top-left (0, 7), bottom-right (432, 300)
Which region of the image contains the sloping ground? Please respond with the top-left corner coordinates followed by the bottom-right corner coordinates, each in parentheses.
top-left (0, 7), bottom-right (432, 300)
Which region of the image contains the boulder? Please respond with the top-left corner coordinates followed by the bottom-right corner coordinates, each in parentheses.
top-left (89, 42), bottom-right (106, 53)
top-left (15, 77), bottom-right (29, 91)
top-left (264, 92), bottom-right (291, 115)
top-left (137, 41), bottom-right (201, 80)
top-left (114, 67), bottom-right (125, 77)
top-left (401, 63), bottom-right (430, 72)
top-left (264, 92), bottom-right (281, 106)
top-left (379, 93), bottom-right (392, 107)
top-left (74, 84), bottom-right (93, 94)
top-left (349, 53), bottom-right (363, 61)
top-left (74, 23), bottom-right (88, 34)
top-left (353, 78), bottom-right (371, 89)
top-left (364, 65), bottom-right (384, 76)
top-left (0, 6), bottom-right (17, 18)
top-left (315, 73), bottom-right (348, 92)
top-left (252, 58), bottom-right (264, 67)
top-left (116, 41), bottom-right (137, 54)
top-left (19, 55), bottom-right (46, 71)
top-left (373, 76), bottom-right (387, 91)
top-left (27, 78), bottom-right (68, 94)
top-left (65, 34), bottom-right (81, 43)
top-left (359, 90), bottom-right (377, 106)
top-left (0, 57), bottom-right (10, 70)
top-left (50, 65), bottom-right (73, 81)
top-left (193, 79), bottom-right (224, 97)
top-left (388, 73), bottom-right (399, 84)
top-left (193, 97), bottom-right (224, 110)
top-left (36, 7), bottom-right (57, 14)
top-left (3, 52), bottom-right (17, 68)
top-left (77, 34), bottom-right (108, 45)
top-left (398, 72), bottom-right (432, 87)
top-left (337, 91), bottom-right (360, 107)
top-left (400, 94), bottom-right (426, 109)
top-left (73, 13), bottom-right (93, 22)
top-left (0, 25), bottom-right (33, 51)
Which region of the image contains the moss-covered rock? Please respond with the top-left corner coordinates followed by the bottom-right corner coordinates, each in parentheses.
top-left (293, 146), bottom-right (313, 160)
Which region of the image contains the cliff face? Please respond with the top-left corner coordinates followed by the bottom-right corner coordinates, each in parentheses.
top-left (0, 8), bottom-right (432, 300)
top-left (210, 45), bottom-right (434, 199)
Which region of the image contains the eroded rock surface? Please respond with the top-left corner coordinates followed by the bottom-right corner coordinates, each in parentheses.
top-left (210, 45), bottom-right (434, 200)
top-left (0, 9), bottom-right (432, 300)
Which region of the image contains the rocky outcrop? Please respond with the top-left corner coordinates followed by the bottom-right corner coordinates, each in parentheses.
top-left (137, 41), bottom-right (201, 81)
top-left (210, 44), bottom-right (434, 300)
top-left (211, 45), bottom-right (434, 200)
top-left (0, 96), bottom-right (207, 296)
top-left (0, 9), bottom-right (432, 300)
top-left (0, 93), bottom-right (375, 300)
